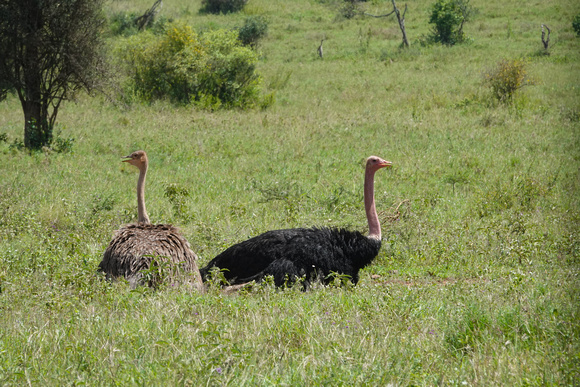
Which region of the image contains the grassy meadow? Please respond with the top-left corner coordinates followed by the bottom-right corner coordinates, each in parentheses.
top-left (1, 0), bottom-right (579, 384)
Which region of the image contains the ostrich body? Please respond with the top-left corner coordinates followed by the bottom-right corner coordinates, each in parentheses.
top-left (98, 151), bottom-right (203, 290)
top-left (200, 156), bottom-right (392, 287)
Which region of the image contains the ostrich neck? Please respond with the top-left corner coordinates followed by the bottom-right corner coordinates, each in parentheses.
top-left (365, 168), bottom-right (380, 240)
top-left (137, 163), bottom-right (150, 224)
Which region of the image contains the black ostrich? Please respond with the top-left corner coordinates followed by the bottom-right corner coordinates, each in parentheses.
top-left (200, 156), bottom-right (392, 288)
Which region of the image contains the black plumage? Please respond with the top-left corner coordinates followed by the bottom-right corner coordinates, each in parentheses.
top-left (200, 227), bottom-right (381, 287)
top-left (200, 156), bottom-right (392, 288)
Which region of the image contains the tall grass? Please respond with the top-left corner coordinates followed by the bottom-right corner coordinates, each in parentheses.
top-left (1, 0), bottom-right (579, 384)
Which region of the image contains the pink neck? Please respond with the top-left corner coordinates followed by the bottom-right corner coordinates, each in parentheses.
top-left (137, 162), bottom-right (150, 224)
top-left (365, 167), bottom-right (380, 240)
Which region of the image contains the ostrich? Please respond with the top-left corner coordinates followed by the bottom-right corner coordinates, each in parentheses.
top-left (200, 156), bottom-right (392, 288)
top-left (317, 39), bottom-right (324, 59)
top-left (98, 150), bottom-right (203, 290)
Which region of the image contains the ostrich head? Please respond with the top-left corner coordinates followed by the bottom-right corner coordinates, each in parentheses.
top-left (122, 150), bottom-right (148, 168)
top-left (364, 155), bottom-right (392, 240)
top-left (366, 156), bottom-right (392, 172)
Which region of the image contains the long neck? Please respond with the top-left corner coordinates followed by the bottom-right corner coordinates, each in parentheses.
top-left (137, 162), bottom-right (150, 224)
top-left (364, 167), bottom-right (380, 240)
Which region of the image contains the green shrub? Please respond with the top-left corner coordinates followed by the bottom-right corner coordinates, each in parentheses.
top-left (122, 23), bottom-right (262, 109)
top-left (573, 14), bottom-right (580, 37)
top-left (484, 58), bottom-right (534, 103)
top-left (428, 0), bottom-right (473, 45)
top-left (199, 29), bottom-right (262, 109)
top-left (108, 11), bottom-right (169, 37)
top-left (237, 16), bottom-right (268, 48)
top-left (199, 0), bottom-right (247, 14)
top-left (109, 12), bottom-right (139, 36)
top-left (51, 132), bottom-right (75, 154)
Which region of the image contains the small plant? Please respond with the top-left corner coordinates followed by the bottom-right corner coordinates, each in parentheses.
top-left (8, 138), bottom-right (25, 151)
top-left (50, 130), bottom-right (74, 154)
top-left (428, 0), bottom-right (474, 45)
top-left (237, 16), bottom-right (268, 48)
top-left (484, 58), bottom-right (535, 103)
top-left (199, 0), bottom-right (247, 14)
top-left (204, 266), bottom-right (231, 288)
top-left (164, 183), bottom-right (191, 218)
top-left (326, 271), bottom-right (355, 288)
top-left (573, 14), bottom-right (580, 37)
top-left (340, 0), bottom-right (359, 19)
top-left (140, 256), bottom-right (172, 289)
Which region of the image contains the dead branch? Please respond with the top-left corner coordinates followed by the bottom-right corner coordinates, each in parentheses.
top-left (392, 0), bottom-right (409, 47)
top-left (135, 0), bottom-right (163, 31)
top-left (360, 1), bottom-right (409, 47)
top-left (541, 24), bottom-right (550, 50)
top-left (362, 10), bottom-right (396, 18)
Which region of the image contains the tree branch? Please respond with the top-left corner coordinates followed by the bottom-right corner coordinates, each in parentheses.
top-left (541, 24), bottom-right (550, 50)
top-left (361, 10), bottom-right (396, 18)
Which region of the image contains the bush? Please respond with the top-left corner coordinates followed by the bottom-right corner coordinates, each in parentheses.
top-left (108, 11), bottom-right (169, 37)
top-left (237, 16), bottom-right (268, 48)
top-left (428, 0), bottom-right (473, 45)
top-left (573, 14), bottom-right (580, 37)
top-left (199, 0), bottom-right (247, 14)
top-left (122, 23), bottom-right (263, 109)
top-left (109, 12), bottom-right (140, 36)
top-left (484, 59), bottom-right (534, 103)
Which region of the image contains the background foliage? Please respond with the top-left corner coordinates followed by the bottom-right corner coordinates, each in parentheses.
top-left (120, 23), bottom-right (263, 108)
top-left (0, 0), bottom-right (578, 384)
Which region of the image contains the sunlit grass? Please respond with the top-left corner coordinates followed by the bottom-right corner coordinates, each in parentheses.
top-left (0, 0), bottom-right (579, 384)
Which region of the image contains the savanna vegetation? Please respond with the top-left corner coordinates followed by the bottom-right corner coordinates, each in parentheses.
top-left (0, 0), bottom-right (578, 384)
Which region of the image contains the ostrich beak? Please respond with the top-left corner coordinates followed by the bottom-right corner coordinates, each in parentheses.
top-left (121, 155), bottom-right (132, 162)
top-left (381, 160), bottom-right (393, 168)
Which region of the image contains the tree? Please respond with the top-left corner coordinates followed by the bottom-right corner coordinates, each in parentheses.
top-left (429, 0), bottom-right (474, 45)
top-left (0, 0), bottom-right (107, 149)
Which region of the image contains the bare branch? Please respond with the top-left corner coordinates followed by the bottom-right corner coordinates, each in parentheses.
top-left (135, 0), bottom-right (163, 31)
top-left (541, 24), bottom-right (551, 50)
top-left (361, 10), bottom-right (396, 18)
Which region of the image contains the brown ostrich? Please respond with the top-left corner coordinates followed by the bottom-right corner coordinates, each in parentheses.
top-left (200, 156), bottom-right (392, 289)
top-left (98, 150), bottom-right (203, 290)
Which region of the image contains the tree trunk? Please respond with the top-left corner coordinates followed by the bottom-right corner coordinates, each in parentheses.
top-left (392, 0), bottom-right (409, 48)
top-left (541, 24), bottom-right (550, 51)
top-left (22, 100), bottom-right (51, 149)
top-left (20, 0), bottom-right (52, 149)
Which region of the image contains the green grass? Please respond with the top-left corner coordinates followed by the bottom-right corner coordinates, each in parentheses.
top-left (1, 0), bottom-right (579, 384)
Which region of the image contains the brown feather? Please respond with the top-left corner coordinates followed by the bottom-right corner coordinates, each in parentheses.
top-left (99, 223), bottom-right (203, 289)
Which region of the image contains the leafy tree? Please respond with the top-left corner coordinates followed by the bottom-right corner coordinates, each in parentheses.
top-left (0, 0), bottom-right (107, 149)
top-left (428, 0), bottom-right (474, 45)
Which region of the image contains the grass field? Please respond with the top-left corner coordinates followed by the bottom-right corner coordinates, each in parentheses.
top-left (0, 0), bottom-right (579, 384)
